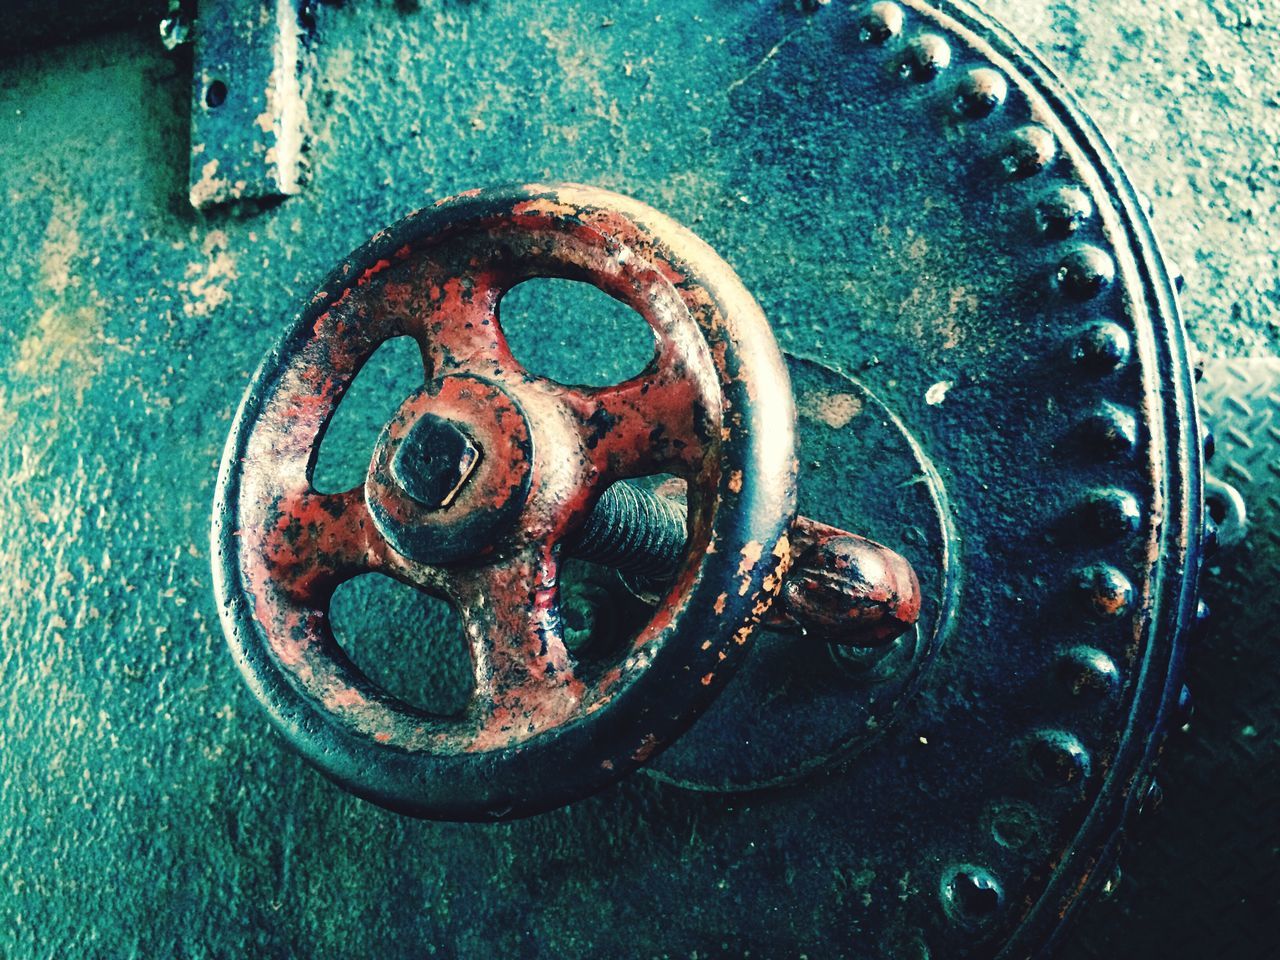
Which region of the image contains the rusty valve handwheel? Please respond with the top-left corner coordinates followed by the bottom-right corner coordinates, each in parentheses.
top-left (212, 184), bottom-right (808, 820)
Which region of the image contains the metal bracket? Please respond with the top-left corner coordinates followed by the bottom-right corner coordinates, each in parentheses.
top-left (188, 0), bottom-right (307, 209)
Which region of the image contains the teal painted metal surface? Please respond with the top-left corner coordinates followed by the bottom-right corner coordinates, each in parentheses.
top-left (0, 1), bottom-right (1272, 956)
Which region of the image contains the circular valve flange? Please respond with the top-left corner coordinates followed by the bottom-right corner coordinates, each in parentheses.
top-left (212, 184), bottom-right (799, 820)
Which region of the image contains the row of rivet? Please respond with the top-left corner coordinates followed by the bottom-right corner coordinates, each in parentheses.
top-left (999, 18), bottom-right (1145, 930)
top-left (857, 0), bottom-right (1149, 933)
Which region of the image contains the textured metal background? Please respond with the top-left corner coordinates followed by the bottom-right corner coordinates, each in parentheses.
top-left (0, 0), bottom-right (1275, 956)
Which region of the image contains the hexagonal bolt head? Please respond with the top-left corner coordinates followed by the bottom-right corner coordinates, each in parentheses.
top-left (391, 414), bottom-right (481, 510)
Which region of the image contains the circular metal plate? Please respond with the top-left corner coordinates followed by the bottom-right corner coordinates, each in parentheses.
top-left (610, 1), bottom-right (1201, 955)
top-left (647, 355), bottom-right (960, 791)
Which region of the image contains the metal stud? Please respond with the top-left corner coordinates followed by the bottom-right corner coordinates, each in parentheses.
top-left (1000, 124), bottom-right (1056, 178)
top-left (1192, 598), bottom-right (1211, 640)
top-left (1069, 320), bottom-right (1131, 376)
top-left (1075, 402), bottom-right (1138, 459)
top-left (1036, 185), bottom-right (1094, 238)
top-left (1202, 515), bottom-right (1219, 557)
top-left (941, 865), bottom-right (1004, 924)
top-left (1054, 245), bottom-right (1116, 301)
top-left (1100, 864), bottom-right (1122, 899)
top-left (858, 1), bottom-right (904, 43)
top-left (1057, 645), bottom-right (1121, 700)
top-left (1137, 777), bottom-right (1164, 816)
top-left (1027, 730), bottom-right (1092, 787)
top-left (1074, 564), bottom-right (1134, 619)
top-left (900, 34), bottom-right (952, 82)
top-left (1175, 683), bottom-right (1194, 733)
top-left (953, 67), bottom-right (1007, 119)
top-left (1074, 488), bottom-right (1142, 542)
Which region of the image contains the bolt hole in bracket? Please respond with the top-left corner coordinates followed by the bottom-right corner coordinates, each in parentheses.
top-left (187, 0), bottom-right (308, 209)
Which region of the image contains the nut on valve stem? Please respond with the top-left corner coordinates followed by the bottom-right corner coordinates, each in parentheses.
top-left (767, 516), bottom-right (922, 646)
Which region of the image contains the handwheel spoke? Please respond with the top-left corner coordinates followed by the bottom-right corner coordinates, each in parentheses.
top-left (259, 487), bottom-right (455, 606)
top-left (406, 267), bottom-right (517, 379)
top-left (448, 544), bottom-right (584, 749)
top-left (255, 488), bottom-right (388, 603)
top-left (567, 358), bottom-right (714, 484)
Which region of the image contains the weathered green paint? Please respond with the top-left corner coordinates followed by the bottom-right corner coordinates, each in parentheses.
top-left (0, 1), bottom-right (1273, 957)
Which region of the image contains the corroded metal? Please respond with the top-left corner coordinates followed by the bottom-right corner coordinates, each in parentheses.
top-left (769, 515), bottom-right (921, 646)
top-left (213, 182), bottom-right (800, 820)
top-left (0, 0), bottom-right (1231, 955)
top-left (569, 481), bottom-right (921, 646)
top-left (188, 0), bottom-right (306, 208)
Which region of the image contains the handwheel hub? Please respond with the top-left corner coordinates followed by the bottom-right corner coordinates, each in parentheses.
top-left (368, 376), bottom-right (534, 564)
top-left (389, 413), bottom-right (480, 511)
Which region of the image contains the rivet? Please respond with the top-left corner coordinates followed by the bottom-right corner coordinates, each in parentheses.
top-left (1074, 564), bottom-right (1134, 619)
top-left (1100, 864), bottom-right (1122, 899)
top-left (1057, 645), bottom-right (1121, 699)
top-left (1001, 125), bottom-right (1057, 178)
top-left (953, 67), bottom-right (1007, 119)
top-left (940, 865), bottom-right (1004, 923)
top-left (899, 34), bottom-right (951, 82)
top-left (858, 1), bottom-right (904, 43)
top-left (1054, 245), bottom-right (1116, 301)
top-left (1201, 421), bottom-right (1215, 462)
top-left (1175, 683), bottom-right (1194, 732)
top-left (1192, 598), bottom-right (1211, 640)
top-left (1137, 777), bottom-right (1164, 816)
top-left (988, 800), bottom-right (1044, 851)
top-left (1069, 320), bottom-right (1131, 375)
top-left (1202, 515), bottom-right (1219, 557)
top-left (1036, 185), bottom-right (1094, 238)
top-left (1075, 402), bottom-right (1138, 459)
top-left (1075, 488), bottom-right (1142, 542)
top-left (1027, 730), bottom-right (1092, 787)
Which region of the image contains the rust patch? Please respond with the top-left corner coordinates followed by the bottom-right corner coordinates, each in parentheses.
top-left (799, 390), bottom-right (864, 429)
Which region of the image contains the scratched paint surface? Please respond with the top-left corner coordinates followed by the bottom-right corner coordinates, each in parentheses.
top-left (0, 0), bottom-right (1257, 957)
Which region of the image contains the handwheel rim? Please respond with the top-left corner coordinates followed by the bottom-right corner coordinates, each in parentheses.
top-left (211, 183), bottom-right (798, 821)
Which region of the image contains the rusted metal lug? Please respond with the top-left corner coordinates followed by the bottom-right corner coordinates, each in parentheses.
top-left (765, 516), bottom-right (922, 647)
top-left (569, 483), bottom-right (921, 648)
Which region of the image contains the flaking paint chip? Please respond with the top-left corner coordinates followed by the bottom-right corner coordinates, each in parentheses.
top-left (925, 380), bottom-right (953, 405)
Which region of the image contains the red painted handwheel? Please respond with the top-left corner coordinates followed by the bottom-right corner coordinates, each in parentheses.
top-left (212, 184), bottom-right (798, 820)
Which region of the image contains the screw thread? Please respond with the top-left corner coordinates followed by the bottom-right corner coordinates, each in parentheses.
top-left (567, 482), bottom-right (688, 579)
